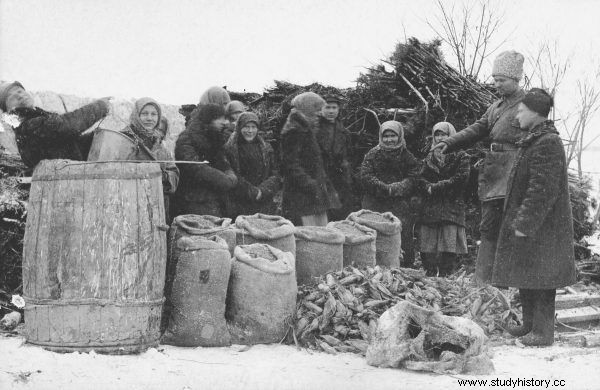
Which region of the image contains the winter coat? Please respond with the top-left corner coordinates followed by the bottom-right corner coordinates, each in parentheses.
top-left (12, 100), bottom-right (109, 169)
top-left (443, 89), bottom-right (527, 201)
top-left (224, 131), bottom-right (281, 217)
top-left (359, 144), bottom-right (421, 221)
top-left (121, 126), bottom-right (179, 195)
top-left (280, 111), bottom-right (341, 218)
top-left (419, 150), bottom-right (470, 227)
top-left (317, 116), bottom-right (354, 206)
top-left (492, 121), bottom-right (576, 289)
top-left (173, 113), bottom-right (237, 217)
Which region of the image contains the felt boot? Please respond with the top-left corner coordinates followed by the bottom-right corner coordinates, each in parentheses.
top-left (506, 289), bottom-right (534, 337)
top-left (438, 252), bottom-right (457, 276)
top-left (520, 289), bottom-right (555, 347)
top-left (420, 252), bottom-right (438, 276)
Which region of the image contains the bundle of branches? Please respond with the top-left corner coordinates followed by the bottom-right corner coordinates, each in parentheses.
top-left (289, 266), bottom-right (517, 355)
top-left (0, 170), bottom-right (28, 295)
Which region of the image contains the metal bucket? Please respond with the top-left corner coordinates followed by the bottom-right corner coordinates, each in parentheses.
top-left (87, 128), bottom-right (151, 161)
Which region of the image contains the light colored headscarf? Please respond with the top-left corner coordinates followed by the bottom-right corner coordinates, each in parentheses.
top-left (431, 121), bottom-right (456, 138)
top-left (129, 97), bottom-right (162, 147)
top-left (378, 120), bottom-right (405, 151)
top-left (199, 86), bottom-right (231, 107)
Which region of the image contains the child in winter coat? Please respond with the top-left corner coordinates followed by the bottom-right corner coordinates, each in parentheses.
top-left (174, 103), bottom-right (237, 217)
top-left (360, 121), bottom-right (421, 266)
top-left (418, 122), bottom-right (470, 276)
top-left (280, 92), bottom-right (340, 226)
top-left (224, 112), bottom-right (280, 218)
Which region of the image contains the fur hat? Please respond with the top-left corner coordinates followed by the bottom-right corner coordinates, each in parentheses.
top-left (522, 88), bottom-right (553, 117)
top-left (379, 120), bottom-right (405, 150)
top-left (225, 100), bottom-right (246, 117)
top-left (236, 111), bottom-right (259, 132)
top-left (492, 50), bottom-right (524, 81)
top-left (291, 92), bottom-right (326, 116)
top-left (0, 81), bottom-right (25, 112)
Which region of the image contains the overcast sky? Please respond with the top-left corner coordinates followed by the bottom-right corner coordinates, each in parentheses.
top-left (1, 0), bottom-right (600, 155)
top-left (1, 0), bottom-right (598, 103)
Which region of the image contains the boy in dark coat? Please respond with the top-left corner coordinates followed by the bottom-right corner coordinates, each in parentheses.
top-left (174, 104), bottom-right (237, 217)
top-left (224, 111), bottom-right (280, 218)
top-left (0, 81), bottom-right (110, 170)
top-left (418, 122), bottom-right (470, 276)
top-left (317, 94), bottom-right (354, 220)
top-left (495, 88), bottom-right (576, 346)
top-left (280, 92), bottom-right (340, 226)
top-left (360, 120), bottom-right (422, 266)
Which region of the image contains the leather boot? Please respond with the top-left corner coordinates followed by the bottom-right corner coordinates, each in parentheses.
top-left (520, 289), bottom-right (555, 346)
top-left (506, 289), bottom-right (533, 337)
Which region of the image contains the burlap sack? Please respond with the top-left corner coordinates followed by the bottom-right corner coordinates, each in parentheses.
top-left (327, 220), bottom-right (377, 267)
top-left (162, 235), bottom-right (232, 347)
top-left (347, 209), bottom-right (402, 268)
top-left (235, 213), bottom-right (296, 256)
top-left (294, 226), bottom-right (345, 285)
top-left (162, 215), bottom-right (236, 331)
top-left (226, 243), bottom-right (297, 344)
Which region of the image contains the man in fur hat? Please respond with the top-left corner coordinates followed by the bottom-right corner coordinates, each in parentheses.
top-left (433, 50), bottom-right (527, 283)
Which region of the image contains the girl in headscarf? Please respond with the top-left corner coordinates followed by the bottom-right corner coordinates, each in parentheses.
top-left (224, 112), bottom-right (280, 218)
top-left (360, 121), bottom-right (422, 266)
top-left (418, 122), bottom-right (470, 276)
top-left (122, 97), bottom-right (179, 221)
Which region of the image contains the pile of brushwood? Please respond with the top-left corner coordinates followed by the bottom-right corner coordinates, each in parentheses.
top-left (287, 266), bottom-right (517, 355)
top-left (0, 151), bottom-right (28, 317)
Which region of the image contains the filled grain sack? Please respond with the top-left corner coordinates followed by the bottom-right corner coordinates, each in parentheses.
top-left (327, 220), bottom-right (377, 267)
top-left (347, 210), bottom-right (402, 268)
top-left (226, 243), bottom-right (297, 344)
top-left (294, 226), bottom-right (345, 285)
top-left (235, 213), bottom-right (296, 255)
top-left (162, 235), bottom-right (232, 347)
top-left (162, 215), bottom-right (236, 331)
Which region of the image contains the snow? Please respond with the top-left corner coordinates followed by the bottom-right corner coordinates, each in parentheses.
top-left (1, 336), bottom-right (599, 390)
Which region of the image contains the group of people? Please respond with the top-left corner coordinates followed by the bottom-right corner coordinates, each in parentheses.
top-left (0, 49), bottom-right (577, 347)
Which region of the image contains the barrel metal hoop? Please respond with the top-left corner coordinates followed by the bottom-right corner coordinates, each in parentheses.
top-left (22, 297), bottom-right (165, 307)
top-left (33, 172), bottom-right (161, 181)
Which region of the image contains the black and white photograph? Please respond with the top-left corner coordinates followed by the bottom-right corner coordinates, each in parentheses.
top-left (0, 0), bottom-right (599, 388)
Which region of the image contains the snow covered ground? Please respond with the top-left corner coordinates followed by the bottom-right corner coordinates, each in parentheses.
top-left (1, 335), bottom-right (599, 390)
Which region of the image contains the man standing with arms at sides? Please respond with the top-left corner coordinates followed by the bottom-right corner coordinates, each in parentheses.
top-left (432, 51), bottom-right (526, 283)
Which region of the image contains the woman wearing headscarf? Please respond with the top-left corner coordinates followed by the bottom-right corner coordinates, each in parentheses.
top-left (360, 121), bottom-right (422, 267)
top-left (494, 88), bottom-right (576, 346)
top-left (418, 122), bottom-right (470, 276)
top-left (280, 92), bottom-right (340, 226)
top-left (198, 86), bottom-right (231, 107)
top-left (224, 112), bottom-right (280, 218)
top-left (174, 103), bottom-right (237, 217)
top-left (121, 97), bottom-right (179, 222)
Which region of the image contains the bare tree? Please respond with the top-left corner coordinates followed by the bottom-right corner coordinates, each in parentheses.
top-left (427, 0), bottom-right (508, 80)
top-left (524, 39), bottom-right (571, 97)
top-left (564, 67), bottom-right (600, 179)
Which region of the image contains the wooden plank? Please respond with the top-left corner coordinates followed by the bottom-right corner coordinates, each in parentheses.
top-left (556, 294), bottom-right (600, 310)
top-left (136, 175), bottom-right (153, 300)
top-left (80, 163), bottom-right (102, 299)
top-left (102, 174), bottom-right (122, 301)
top-left (120, 163), bottom-right (139, 300)
top-left (61, 164), bottom-right (85, 300)
top-left (558, 331), bottom-right (600, 347)
top-left (556, 306), bottom-right (600, 324)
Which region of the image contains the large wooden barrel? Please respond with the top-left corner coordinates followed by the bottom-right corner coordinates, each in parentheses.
top-left (22, 160), bottom-right (167, 354)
